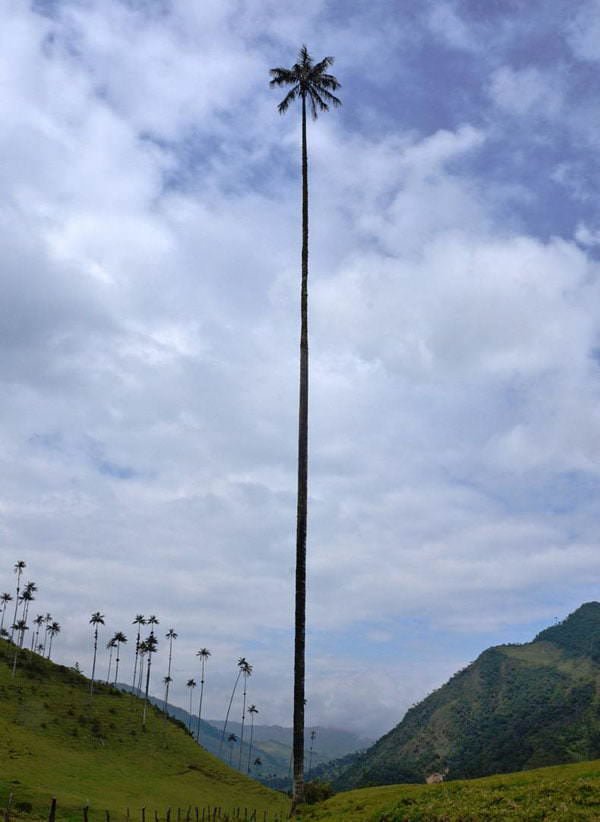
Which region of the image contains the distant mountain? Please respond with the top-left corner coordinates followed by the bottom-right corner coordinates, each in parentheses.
top-left (118, 685), bottom-right (370, 782)
top-left (335, 603), bottom-right (600, 789)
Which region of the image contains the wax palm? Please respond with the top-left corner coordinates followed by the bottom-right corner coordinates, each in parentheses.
top-left (146, 615), bottom-right (159, 638)
top-left (238, 661), bottom-right (253, 770)
top-left (41, 613), bottom-right (52, 656)
top-left (106, 637), bottom-right (117, 682)
top-left (31, 614), bottom-right (44, 652)
top-left (10, 561), bottom-right (26, 643)
top-left (131, 614), bottom-right (146, 692)
top-left (46, 621), bottom-right (60, 660)
top-left (137, 643), bottom-right (147, 693)
top-left (195, 647), bottom-right (211, 743)
top-left (186, 678), bottom-right (196, 731)
top-left (113, 631), bottom-right (127, 683)
top-left (11, 619), bottom-right (28, 676)
top-left (220, 657), bottom-right (250, 755)
top-left (270, 45), bottom-right (341, 807)
top-left (227, 733), bottom-right (238, 766)
top-left (142, 633), bottom-right (158, 729)
top-left (163, 628), bottom-right (177, 715)
top-left (89, 611), bottom-right (105, 696)
top-left (1, 593), bottom-right (13, 635)
top-left (307, 728), bottom-right (317, 775)
top-left (246, 704), bottom-right (259, 774)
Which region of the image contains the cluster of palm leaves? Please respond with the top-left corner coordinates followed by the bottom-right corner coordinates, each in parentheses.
top-left (1, 560), bottom-right (61, 677)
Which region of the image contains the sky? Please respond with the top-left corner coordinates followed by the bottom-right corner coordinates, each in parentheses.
top-left (2, 0), bottom-right (600, 739)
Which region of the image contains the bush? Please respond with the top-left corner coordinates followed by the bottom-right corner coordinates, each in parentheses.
top-left (303, 780), bottom-right (335, 804)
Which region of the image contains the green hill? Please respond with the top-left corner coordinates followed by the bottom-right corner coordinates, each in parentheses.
top-left (297, 759), bottom-right (600, 821)
top-left (335, 603), bottom-right (600, 790)
top-left (0, 639), bottom-right (289, 821)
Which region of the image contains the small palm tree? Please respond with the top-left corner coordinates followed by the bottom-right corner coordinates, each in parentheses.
top-left (10, 561), bottom-right (26, 643)
top-left (31, 614), bottom-right (44, 652)
top-left (46, 621), bottom-right (60, 660)
top-left (89, 611), bottom-right (105, 695)
top-left (307, 728), bottom-right (317, 775)
top-left (11, 619), bottom-right (28, 676)
top-left (0, 593), bottom-right (13, 634)
top-left (142, 633), bottom-right (158, 729)
top-left (131, 615), bottom-right (146, 692)
top-left (106, 636), bottom-right (117, 682)
top-left (220, 657), bottom-right (250, 756)
top-left (113, 631), bottom-right (127, 684)
top-left (270, 46), bottom-right (341, 806)
top-left (227, 733), bottom-right (238, 766)
top-left (41, 613), bottom-right (52, 656)
top-left (186, 678), bottom-right (196, 731)
top-left (246, 704), bottom-right (259, 774)
top-left (163, 628), bottom-right (177, 715)
top-left (195, 647), bottom-right (211, 743)
top-left (238, 661), bottom-right (253, 770)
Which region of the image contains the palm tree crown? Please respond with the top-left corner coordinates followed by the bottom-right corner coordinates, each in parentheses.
top-left (270, 45), bottom-right (341, 119)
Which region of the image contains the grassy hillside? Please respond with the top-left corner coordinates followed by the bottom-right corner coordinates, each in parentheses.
top-left (0, 639), bottom-right (289, 821)
top-left (298, 759), bottom-right (600, 821)
top-left (335, 603), bottom-right (600, 789)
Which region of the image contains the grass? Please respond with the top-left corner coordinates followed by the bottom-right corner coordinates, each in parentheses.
top-left (297, 760), bottom-right (600, 820)
top-left (0, 640), bottom-right (289, 822)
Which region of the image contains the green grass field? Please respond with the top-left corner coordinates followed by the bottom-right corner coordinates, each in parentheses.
top-left (297, 760), bottom-right (600, 820)
top-left (0, 640), bottom-right (289, 822)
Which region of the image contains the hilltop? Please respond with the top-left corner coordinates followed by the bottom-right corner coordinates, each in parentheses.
top-left (0, 638), bottom-right (289, 820)
top-left (334, 602), bottom-right (600, 789)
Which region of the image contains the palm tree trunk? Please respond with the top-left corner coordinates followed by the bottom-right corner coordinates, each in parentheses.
top-left (164, 637), bottom-right (174, 715)
top-left (132, 627), bottom-right (141, 691)
top-left (219, 669), bottom-right (242, 755)
top-left (10, 571), bottom-right (22, 643)
top-left (238, 673), bottom-right (248, 770)
top-left (292, 90), bottom-right (309, 808)
top-left (90, 627), bottom-right (98, 696)
top-left (142, 654), bottom-right (153, 729)
top-left (247, 714), bottom-right (256, 774)
top-left (196, 659), bottom-right (206, 743)
top-left (107, 645), bottom-right (114, 683)
top-left (48, 633), bottom-right (54, 660)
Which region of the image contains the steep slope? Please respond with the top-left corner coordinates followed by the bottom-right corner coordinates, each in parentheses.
top-left (336, 603), bottom-right (600, 789)
top-left (0, 639), bottom-right (289, 819)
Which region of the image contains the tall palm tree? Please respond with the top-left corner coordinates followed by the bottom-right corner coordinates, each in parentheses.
top-left (307, 728), bottom-right (317, 775)
top-left (31, 614), bottom-right (44, 651)
top-left (113, 631), bottom-right (127, 684)
top-left (238, 662), bottom-right (253, 770)
top-left (89, 611), bottom-right (105, 696)
top-left (163, 628), bottom-right (177, 715)
top-left (131, 615), bottom-right (146, 692)
top-left (17, 587), bottom-right (35, 648)
top-left (106, 636), bottom-right (117, 683)
top-left (220, 657), bottom-right (251, 755)
top-left (141, 633), bottom-right (158, 729)
top-left (46, 621), bottom-right (60, 660)
top-left (41, 613), bottom-right (52, 657)
top-left (195, 647), bottom-right (211, 743)
top-left (137, 642), bottom-right (147, 694)
top-left (227, 733), bottom-right (238, 766)
top-left (11, 619), bottom-right (28, 676)
top-left (186, 678), bottom-right (196, 732)
top-left (10, 561), bottom-right (26, 642)
top-left (270, 45), bottom-right (341, 806)
top-left (0, 593), bottom-right (13, 634)
top-left (146, 615), bottom-right (159, 638)
top-left (246, 704), bottom-right (259, 774)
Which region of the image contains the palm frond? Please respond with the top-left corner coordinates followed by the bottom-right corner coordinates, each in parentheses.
top-left (269, 67), bottom-right (297, 86)
top-left (308, 88), bottom-right (329, 118)
top-left (314, 85), bottom-right (342, 107)
top-left (278, 86), bottom-right (300, 114)
top-left (315, 72), bottom-right (341, 91)
top-left (311, 56), bottom-right (335, 75)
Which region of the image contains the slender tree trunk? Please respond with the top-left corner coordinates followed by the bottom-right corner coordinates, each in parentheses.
top-left (114, 643), bottom-right (121, 684)
top-left (132, 627), bottom-right (141, 691)
top-left (196, 658), bottom-right (206, 743)
top-left (0, 603), bottom-right (6, 634)
top-left (10, 571), bottom-right (22, 643)
top-left (292, 91), bottom-right (309, 809)
top-left (219, 669), bottom-right (242, 755)
top-left (107, 645), bottom-right (114, 683)
top-left (247, 715), bottom-right (256, 774)
top-left (142, 653), bottom-right (153, 728)
top-left (164, 637), bottom-right (174, 715)
top-left (238, 673), bottom-right (248, 770)
top-left (48, 633), bottom-right (54, 660)
top-left (90, 627), bottom-right (98, 696)
top-left (189, 688), bottom-right (194, 730)
top-left (138, 654), bottom-right (145, 693)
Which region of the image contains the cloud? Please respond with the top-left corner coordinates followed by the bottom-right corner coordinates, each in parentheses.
top-left (1, 0), bottom-right (600, 739)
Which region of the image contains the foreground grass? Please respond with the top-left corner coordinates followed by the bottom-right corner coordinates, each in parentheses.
top-left (0, 640), bottom-right (289, 821)
top-left (297, 760), bottom-right (600, 821)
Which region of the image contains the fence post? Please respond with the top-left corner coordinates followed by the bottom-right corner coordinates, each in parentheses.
top-left (83, 806), bottom-right (89, 822)
top-left (48, 798), bottom-right (57, 822)
top-left (142, 808), bottom-right (146, 822)
top-left (105, 811), bottom-right (110, 822)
